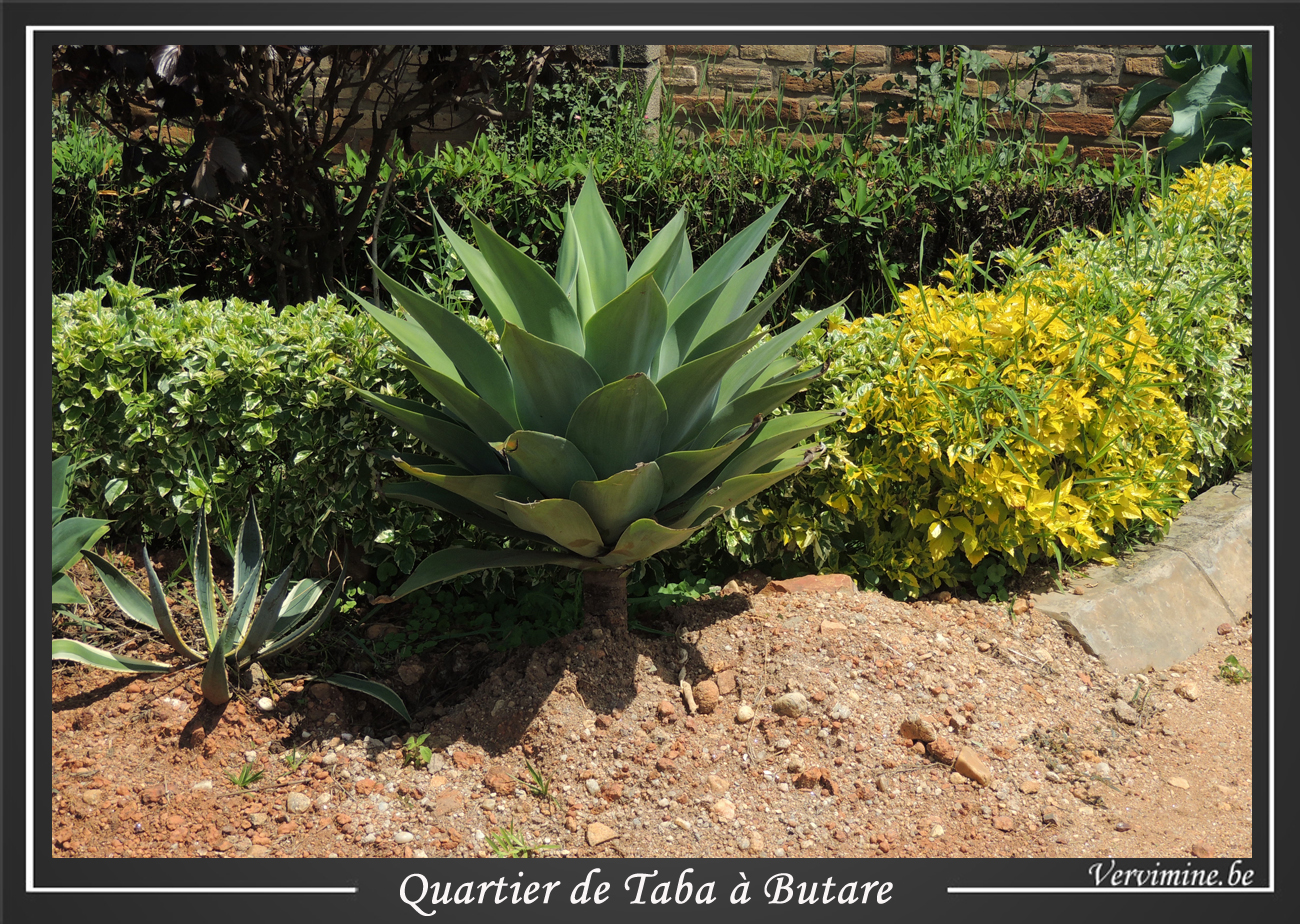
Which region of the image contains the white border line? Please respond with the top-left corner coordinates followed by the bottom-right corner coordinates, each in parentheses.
top-left (29, 23), bottom-right (1272, 896)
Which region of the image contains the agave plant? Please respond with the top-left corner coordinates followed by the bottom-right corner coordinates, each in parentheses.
top-left (52, 500), bottom-right (349, 707)
top-left (351, 174), bottom-right (842, 630)
top-left (51, 454), bottom-right (111, 606)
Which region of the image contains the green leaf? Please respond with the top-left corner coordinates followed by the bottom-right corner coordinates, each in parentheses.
top-left (391, 547), bottom-right (595, 599)
top-left (137, 549), bottom-right (206, 662)
top-left (555, 200), bottom-right (580, 303)
top-left (261, 561), bottom-right (348, 660)
top-left (569, 463), bottom-right (665, 545)
top-left (312, 674), bottom-right (411, 725)
top-left (381, 480), bottom-right (543, 542)
top-left (654, 421), bottom-right (760, 507)
top-left (565, 373), bottom-right (668, 479)
top-left (626, 207), bottom-right (689, 296)
top-left (52, 573), bottom-right (88, 605)
top-left (354, 290), bottom-right (461, 385)
top-left (665, 446), bottom-right (825, 529)
top-left (371, 262), bottom-right (517, 420)
top-left (500, 430), bottom-right (598, 499)
top-left (393, 354), bottom-right (518, 441)
top-left (52, 455), bottom-right (72, 513)
top-left (269, 579), bottom-right (327, 639)
top-left (498, 496), bottom-right (607, 557)
top-left (393, 458), bottom-right (542, 514)
top-left (233, 564), bottom-right (296, 666)
top-left (53, 638), bottom-right (171, 673)
top-left (693, 365), bottom-right (827, 450)
top-left (352, 387), bottom-right (507, 475)
top-left (711, 410), bottom-right (845, 486)
top-left (719, 304), bottom-right (839, 405)
top-left (201, 637), bottom-right (231, 705)
top-left (666, 196), bottom-right (787, 325)
top-left (656, 331), bottom-right (767, 451)
top-left (230, 503), bottom-right (262, 611)
top-left (570, 172), bottom-right (630, 325)
top-left (52, 516), bottom-right (111, 575)
top-left (596, 518), bottom-right (701, 568)
top-left (469, 212), bottom-right (586, 352)
top-left (433, 210), bottom-right (523, 333)
top-left (192, 509), bottom-right (221, 649)
top-left (686, 251), bottom-right (817, 362)
top-left (1117, 79), bottom-right (1174, 129)
top-left (582, 273), bottom-right (669, 383)
top-left (687, 237), bottom-right (785, 351)
top-left (500, 323), bottom-right (604, 436)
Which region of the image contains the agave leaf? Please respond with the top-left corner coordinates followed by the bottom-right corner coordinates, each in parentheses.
top-left (141, 549), bottom-right (207, 662)
top-left (220, 561), bottom-right (264, 659)
top-left (686, 251), bottom-right (817, 362)
top-left (555, 200), bottom-right (580, 303)
top-left (269, 578), bottom-right (327, 639)
top-left (654, 419), bottom-right (760, 507)
top-left (656, 331), bottom-right (767, 451)
top-left (381, 481), bottom-right (543, 542)
top-left (53, 638), bottom-right (171, 673)
top-left (688, 237), bottom-right (785, 349)
top-left (433, 209), bottom-right (523, 333)
top-left (596, 518), bottom-right (702, 568)
top-left (52, 516), bottom-right (111, 576)
top-left (351, 386), bottom-right (507, 475)
top-left (570, 172), bottom-right (630, 326)
top-left (189, 510), bottom-right (221, 650)
top-left (719, 304), bottom-right (840, 406)
top-left (231, 503), bottom-right (262, 610)
top-left (52, 455), bottom-right (72, 514)
top-left (666, 195), bottom-right (788, 324)
top-left (393, 458), bottom-right (542, 514)
top-left (52, 573), bottom-right (88, 606)
top-left (565, 373), bottom-right (668, 480)
top-left (692, 363), bottom-right (828, 451)
top-left (582, 273), bottom-right (669, 383)
top-left (500, 323), bottom-right (604, 436)
top-left (353, 289), bottom-right (462, 386)
top-left (469, 212), bottom-right (586, 353)
top-left (711, 410), bottom-right (846, 486)
top-left (500, 430), bottom-right (598, 499)
top-left (569, 463), bottom-right (665, 545)
top-left (391, 546), bottom-right (597, 600)
top-left (665, 447), bottom-right (825, 529)
top-left (371, 261), bottom-right (518, 421)
top-left (200, 636), bottom-right (231, 705)
top-left (233, 563), bottom-right (296, 666)
top-left (498, 496), bottom-right (607, 557)
top-left (260, 562), bottom-right (347, 660)
top-left (626, 207), bottom-right (688, 295)
top-left (312, 674), bottom-right (411, 724)
top-left (393, 353), bottom-right (518, 441)
top-left (82, 549), bottom-right (158, 632)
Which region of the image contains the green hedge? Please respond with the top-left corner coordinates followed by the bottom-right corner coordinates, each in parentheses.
top-left (52, 279), bottom-right (478, 576)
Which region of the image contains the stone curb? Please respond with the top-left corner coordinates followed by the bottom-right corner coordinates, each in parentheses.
top-left (1032, 472), bottom-right (1252, 674)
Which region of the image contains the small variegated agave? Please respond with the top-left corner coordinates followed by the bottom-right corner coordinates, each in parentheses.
top-left (353, 174), bottom-right (843, 629)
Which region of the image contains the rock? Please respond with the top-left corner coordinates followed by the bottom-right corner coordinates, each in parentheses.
top-left (820, 620), bottom-right (847, 634)
top-left (715, 670), bottom-right (737, 696)
top-left (721, 580), bottom-right (742, 595)
top-left (707, 774), bottom-right (730, 792)
top-left (759, 574), bottom-right (856, 595)
top-left (1020, 779), bottom-right (1042, 794)
top-left (397, 658), bottom-right (425, 685)
top-left (1190, 842), bottom-right (1214, 858)
top-left (308, 682), bottom-right (334, 702)
top-left (586, 823), bottom-right (618, 846)
top-left (931, 824), bottom-right (945, 837)
top-left (693, 680), bottom-right (720, 714)
top-left (954, 748), bottom-right (992, 786)
top-left (1168, 777), bottom-right (1191, 790)
top-left (1113, 701), bottom-right (1141, 725)
top-left (787, 755), bottom-right (806, 773)
top-left (711, 799), bottom-right (736, 822)
top-left (657, 700), bottom-right (677, 719)
top-left (927, 736), bottom-right (957, 764)
top-left (394, 831), bottom-right (415, 844)
top-left (1175, 681), bottom-right (1201, 702)
top-left (256, 697), bottom-right (275, 712)
top-left (1032, 647), bottom-right (1053, 663)
top-left (899, 716), bottom-right (937, 743)
top-left (364, 622), bottom-right (400, 640)
top-left (680, 681), bottom-right (698, 714)
top-left (484, 766), bottom-right (516, 796)
top-left (735, 704), bottom-right (755, 723)
top-left (772, 692), bottom-right (809, 717)
top-left (1217, 623), bottom-right (1233, 635)
top-left (992, 816), bottom-right (1015, 832)
top-left (1013, 598), bottom-right (1029, 615)
top-left (1115, 821), bottom-right (1133, 832)
top-left (433, 792), bottom-right (463, 816)
top-left (829, 703), bottom-right (852, 721)
top-left (286, 793), bottom-right (312, 814)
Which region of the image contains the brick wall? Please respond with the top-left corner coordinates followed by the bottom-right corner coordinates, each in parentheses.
top-left (655, 43), bottom-right (1177, 164)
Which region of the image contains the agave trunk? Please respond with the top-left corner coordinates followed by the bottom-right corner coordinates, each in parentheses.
top-left (350, 172), bottom-right (844, 605)
top-left (580, 567), bottom-right (629, 635)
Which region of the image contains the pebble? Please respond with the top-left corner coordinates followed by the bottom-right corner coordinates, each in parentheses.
top-left (586, 779), bottom-right (601, 795)
top-left (286, 793), bottom-right (312, 814)
top-left (693, 680), bottom-right (720, 714)
top-left (256, 697), bottom-right (274, 712)
top-left (772, 692), bottom-right (809, 717)
top-left (1175, 681), bottom-right (1201, 702)
top-left (711, 799), bottom-right (736, 822)
top-left (954, 748), bottom-right (992, 786)
top-left (829, 703), bottom-right (852, 721)
top-left (1112, 701), bottom-right (1141, 725)
top-left (1168, 777), bottom-right (1191, 790)
top-left (735, 705), bottom-right (755, 723)
top-left (394, 832), bottom-right (415, 844)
